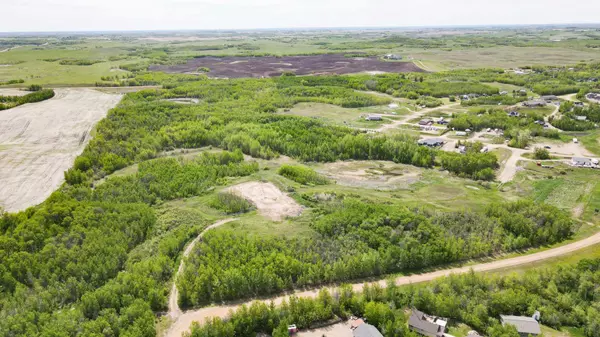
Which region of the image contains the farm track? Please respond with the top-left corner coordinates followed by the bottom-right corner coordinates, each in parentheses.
top-left (166, 231), bottom-right (600, 337)
top-left (167, 218), bottom-right (238, 321)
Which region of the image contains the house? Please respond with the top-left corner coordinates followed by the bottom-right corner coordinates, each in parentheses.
top-left (461, 95), bottom-right (470, 101)
top-left (456, 131), bottom-right (467, 136)
top-left (418, 138), bottom-right (445, 147)
top-left (507, 111), bottom-right (520, 117)
top-left (571, 157), bottom-right (598, 167)
top-left (408, 309), bottom-right (447, 337)
top-left (419, 118), bottom-right (433, 126)
top-left (500, 91), bottom-right (508, 95)
top-left (437, 117), bottom-right (449, 125)
top-left (541, 95), bottom-right (558, 102)
top-left (383, 54), bottom-right (402, 60)
top-left (365, 114), bottom-right (383, 121)
top-left (353, 323), bottom-right (384, 337)
top-left (575, 115), bottom-right (588, 121)
top-left (574, 102), bottom-right (584, 107)
top-left (500, 315), bottom-right (541, 337)
top-left (523, 100), bottom-right (546, 107)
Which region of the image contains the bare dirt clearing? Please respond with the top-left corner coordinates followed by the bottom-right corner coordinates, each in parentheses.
top-left (149, 54), bottom-right (425, 78)
top-left (226, 182), bottom-right (302, 221)
top-left (316, 161), bottom-right (421, 190)
top-left (0, 88), bottom-right (122, 212)
top-left (0, 88), bottom-right (29, 96)
top-left (166, 231), bottom-right (600, 337)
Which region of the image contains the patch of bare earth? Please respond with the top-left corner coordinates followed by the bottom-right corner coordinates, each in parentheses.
top-left (317, 161), bottom-right (420, 190)
top-left (226, 181), bottom-right (302, 221)
top-left (0, 88), bottom-right (29, 96)
top-left (0, 88), bottom-right (122, 212)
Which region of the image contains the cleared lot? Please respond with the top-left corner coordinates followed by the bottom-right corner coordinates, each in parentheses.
top-left (0, 88), bottom-right (122, 212)
top-left (226, 181), bottom-right (302, 221)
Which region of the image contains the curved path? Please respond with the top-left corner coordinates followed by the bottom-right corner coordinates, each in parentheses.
top-left (167, 218), bottom-right (237, 320)
top-left (166, 230), bottom-right (600, 337)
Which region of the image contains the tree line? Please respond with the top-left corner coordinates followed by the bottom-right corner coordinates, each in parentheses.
top-left (186, 258), bottom-right (600, 337)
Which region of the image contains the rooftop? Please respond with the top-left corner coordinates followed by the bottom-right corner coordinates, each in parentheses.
top-left (353, 323), bottom-right (384, 337)
top-left (500, 315), bottom-right (541, 335)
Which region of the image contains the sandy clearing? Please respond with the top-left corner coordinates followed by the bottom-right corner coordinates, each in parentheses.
top-left (0, 88), bottom-right (29, 96)
top-left (296, 321), bottom-right (352, 337)
top-left (317, 161), bottom-right (421, 190)
top-left (226, 181), bottom-right (302, 221)
top-left (166, 231), bottom-right (600, 337)
top-left (167, 218), bottom-right (237, 320)
top-left (0, 88), bottom-right (122, 212)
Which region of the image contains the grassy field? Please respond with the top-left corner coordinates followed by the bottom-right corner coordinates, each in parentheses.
top-left (277, 102), bottom-right (408, 128)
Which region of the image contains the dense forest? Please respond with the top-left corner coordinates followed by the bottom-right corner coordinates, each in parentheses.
top-left (186, 258), bottom-right (600, 337)
top-left (177, 198), bottom-right (572, 306)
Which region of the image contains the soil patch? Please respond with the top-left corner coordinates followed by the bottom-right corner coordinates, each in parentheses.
top-left (226, 181), bottom-right (302, 221)
top-left (149, 54), bottom-right (425, 78)
top-left (317, 161), bottom-right (421, 190)
top-left (0, 88), bottom-right (29, 96)
top-left (0, 88), bottom-right (122, 212)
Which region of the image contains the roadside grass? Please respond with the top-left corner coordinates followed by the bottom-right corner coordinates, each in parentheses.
top-left (579, 129), bottom-right (600, 155)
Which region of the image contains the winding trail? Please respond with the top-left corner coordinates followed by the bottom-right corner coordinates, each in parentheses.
top-left (166, 231), bottom-right (600, 337)
top-left (167, 218), bottom-right (237, 320)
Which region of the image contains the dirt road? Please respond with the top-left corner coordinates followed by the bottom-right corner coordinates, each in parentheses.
top-left (0, 88), bottom-right (122, 212)
top-left (166, 231), bottom-right (600, 337)
top-left (167, 218), bottom-right (237, 320)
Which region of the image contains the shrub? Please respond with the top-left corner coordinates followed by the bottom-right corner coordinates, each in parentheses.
top-left (211, 191), bottom-right (252, 214)
top-left (533, 147), bottom-right (551, 160)
top-left (27, 84), bottom-right (42, 92)
top-left (278, 165), bottom-right (329, 185)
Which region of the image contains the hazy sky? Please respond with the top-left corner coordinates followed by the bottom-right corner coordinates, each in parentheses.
top-left (2, 0), bottom-right (600, 32)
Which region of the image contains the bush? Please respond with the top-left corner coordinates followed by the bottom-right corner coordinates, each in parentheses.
top-left (27, 84), bottom-right (42, 92)
top-left (533, 147), bottom-right (551, 160)
top-left (278, 165), bottom-right (329, 185)
top-left (211, 191), bottom-right (253, 214)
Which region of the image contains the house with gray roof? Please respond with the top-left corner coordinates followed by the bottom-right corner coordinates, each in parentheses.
top-left (353, 323), bottom-right (384, 337)
top-left (408, 309), bottom-right (447, 337)
top-left (523, 100), bottom-right (546, 107)
top-left (418, 138), bottom-right (445, 147)
top-left (500, 315), bottom-right (541, 337)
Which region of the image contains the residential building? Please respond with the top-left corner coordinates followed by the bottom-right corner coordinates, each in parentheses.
top-left (571, 157), bottom-right (598, 167)
top-left (365, 114), bottom-right (383, 121)
top-left (541, 95), bottom-right (558, 102)
top-left (418, 138), bottom-right (445, 147)
top-left (508, 111), bottom-right (520, 117)
top-left (523, 100), bottom-right (546, 107)
top-left (419, 118), bottom-right (433, 126)
top-left (500, 315), bottom-right (541, 337)
top-left (353, 323), bottom-right (384, 337)
top-left (408, 309), bottom-right (447, 337)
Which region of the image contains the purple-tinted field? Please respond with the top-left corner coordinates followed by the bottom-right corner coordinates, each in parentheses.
top-left (149, 54), bottom-right (425, 78)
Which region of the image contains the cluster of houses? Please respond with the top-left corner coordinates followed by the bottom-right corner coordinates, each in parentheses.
top-left (418, 118), bottom-right (449, 126)
top-left (405, 309), bottom-right (542, 337)
top-left (317, 309), bottom-right (543, 337)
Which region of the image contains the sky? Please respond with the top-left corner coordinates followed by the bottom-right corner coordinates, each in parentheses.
top-left (2, 0), bottom-right (600, 32)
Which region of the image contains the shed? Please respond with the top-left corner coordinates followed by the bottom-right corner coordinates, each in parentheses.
top-left (419, 118), bottom-right (433, 126)
top-left (575, 115), bottom-right (588, 121)
top-left (500, 315), bottom-right (541, 337)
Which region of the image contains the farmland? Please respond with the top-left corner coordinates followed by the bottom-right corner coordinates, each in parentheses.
top-left (1, 26), bottom-right (600, 337)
